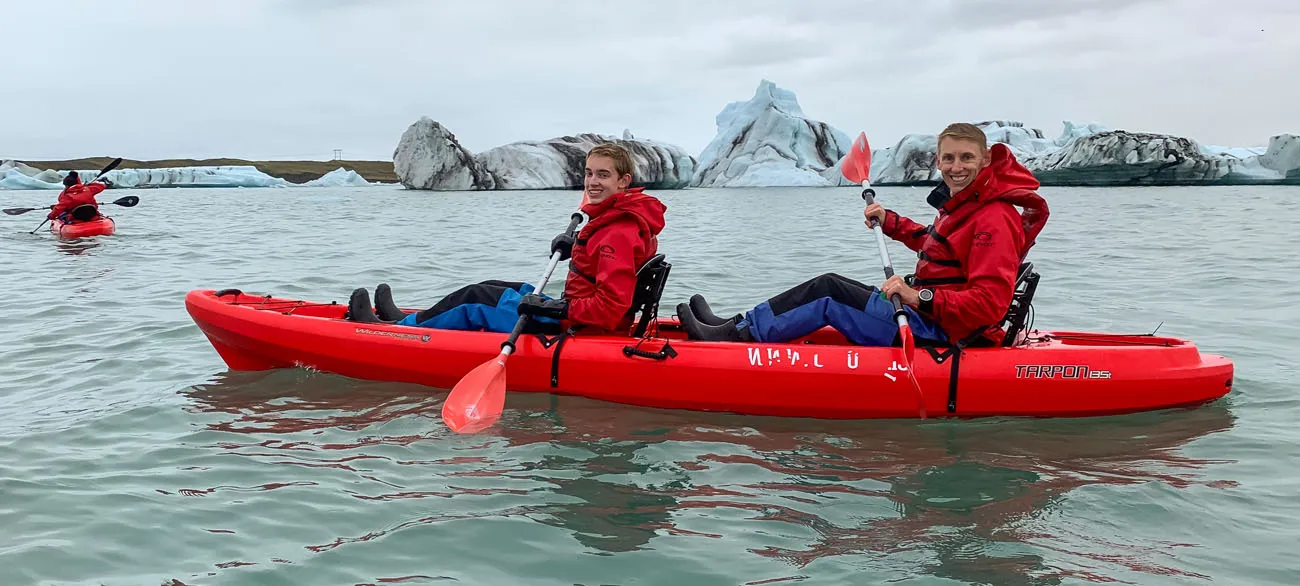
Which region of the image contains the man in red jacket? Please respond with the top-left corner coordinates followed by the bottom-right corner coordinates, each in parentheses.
top-left (48, 171), bottom-right (111, 221)
top-left (680, 122), bottom-right (1049, 347)
top-left (347, 142), bottom-right (668, 336)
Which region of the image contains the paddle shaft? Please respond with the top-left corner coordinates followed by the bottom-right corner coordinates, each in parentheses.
top-left (862, 188), bottom-right (909, 326)
top-left (29, 158), bottom-right (123, 234)
top-left (7, 196), bottom-right (138, 216)
top-left (497, 212), bottom-right (585, 356)
top-left (843, 134), bottom-right (926, 418)
top-left (863, 186), bottom-right (927, 418)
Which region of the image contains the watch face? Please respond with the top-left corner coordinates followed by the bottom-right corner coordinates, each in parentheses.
top-left (919, 289), bottom-right (933, 302)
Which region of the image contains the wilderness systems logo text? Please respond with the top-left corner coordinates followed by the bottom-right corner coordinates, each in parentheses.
top-left (355, 328), bottom-right (431, 342)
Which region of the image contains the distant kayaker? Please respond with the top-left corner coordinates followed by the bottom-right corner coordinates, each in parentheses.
top-left (48, 171), bottom-right (113, 222)
top-left (680, 122), bottom-right (1050, 347)
top-left (346, 142), bottom-right (668, 335)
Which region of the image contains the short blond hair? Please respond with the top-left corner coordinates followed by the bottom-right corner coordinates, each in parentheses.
top-left (938, 123), bottom-right (988, 152)
top-left (587, 143), bottom-right (634, 180)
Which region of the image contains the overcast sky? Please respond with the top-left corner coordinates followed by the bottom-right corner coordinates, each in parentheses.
top-left (1, 0), bottom-right (1294, 161)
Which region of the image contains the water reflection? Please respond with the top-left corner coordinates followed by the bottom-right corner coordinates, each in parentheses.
top-left (183, 370), bottom-right (1234, 582)
top-left (505, 394), bottom-right (1234, 583)
top-left (186, 369), bottom-right (440, 436)
top-left (54, 239), bottom-right (104, 256)
top-left (526, 443), bottom-right (680, 554)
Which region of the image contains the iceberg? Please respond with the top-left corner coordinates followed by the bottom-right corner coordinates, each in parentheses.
top-left (97, 166), bottom-right (291, 189)
top-left (1201, 145), bottom-right (1267, 159)
top-left (1204, 134), bottom-right (1300, 184)
top-left (393, 117), bottom-right (696, 191)
top-left (1, 160), bottom-right (41, 176)
top-left (977, 120), bottom-right (1068, 157)
top-left (299, 167), bottom-right (372, 187)
top-left (0, 171), bottom-right (59, 190)
top-left (1028, 131), bottom-right (1298, 185)
top-left (1054, 121), bottom-right (1112, 148)
top-left (1028, 131), bottom-right (1230, 185)
top-left (0, 161), bottom-right (292, 190)
top-left (0, 160), bottom-right (395, 190)
top-left (479, 133), bottom-right (695, 190)
top-left (872, 133), bottom-right (943, 185)
top-left (1257, 134), bottom-right (1300, 179)
top-left (393, 118), bottom-right (497, 190)
top-left (0, 160), bottom-right (60, 190)
top-left (692, 79), bottom-right (853, 188)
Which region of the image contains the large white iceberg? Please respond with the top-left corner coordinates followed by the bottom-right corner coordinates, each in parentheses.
top-left (393, 118), bottom-right (696, 191)
top-left (692, 79), bottom-right (852, 188)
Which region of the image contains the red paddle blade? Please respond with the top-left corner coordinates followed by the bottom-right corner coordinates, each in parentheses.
top-left (898, 326), bottom-right (927, 419)
top-left (841, 132), bottom-right (872, 185)
top-left (442, 355), bottom-right (508, 433)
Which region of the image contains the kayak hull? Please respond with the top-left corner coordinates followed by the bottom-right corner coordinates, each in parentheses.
top-left (184, 289), bottom-right (1234, 419)
top-left (52, 215), bottom-right (115, 239)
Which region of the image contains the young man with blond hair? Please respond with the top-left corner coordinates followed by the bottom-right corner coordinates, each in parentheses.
top-left (681, 123), bottom-right (1049, 347)
top-left (348, 142), bottom-right (667, 335)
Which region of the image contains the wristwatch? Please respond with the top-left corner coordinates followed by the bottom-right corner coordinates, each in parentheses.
top-left (917, 288), bottom-right (934, 313)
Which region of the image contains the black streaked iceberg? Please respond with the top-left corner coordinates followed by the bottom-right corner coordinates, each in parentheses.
top-left (393, 117), bottom-right (695, 191)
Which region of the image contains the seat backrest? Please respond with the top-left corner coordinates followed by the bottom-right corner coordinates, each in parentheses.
top-left (70, 204), bottom-right (98, 222)
top-left (999, 261), bottom-right (1040, 346)
top-left (624, 254), bottom-right (671, 337)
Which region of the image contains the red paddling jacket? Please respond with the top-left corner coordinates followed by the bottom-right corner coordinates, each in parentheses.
top-left (563, 187), bottom-right (667, 333)
top-left (48, 181), bottom-right (106, 220)
top-left (881, 144), bottom-right (1049, 343)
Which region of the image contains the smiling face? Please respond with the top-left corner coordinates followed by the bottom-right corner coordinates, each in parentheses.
top-left (936, 136), bottom-right (989, 193)
top-left (584, 154), bottom-right (632, 205)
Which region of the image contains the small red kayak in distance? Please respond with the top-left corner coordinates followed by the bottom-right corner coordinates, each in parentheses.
top-left (52, 215), bottom-right (115, 239)
top-left (184, 289), bottom-right (1234, 420)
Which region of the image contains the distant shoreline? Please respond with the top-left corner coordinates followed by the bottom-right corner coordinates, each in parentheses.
top-left (21, 157), bottom-right (397, 184)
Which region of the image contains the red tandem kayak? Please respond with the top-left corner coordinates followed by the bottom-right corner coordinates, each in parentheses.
top-left (184, 289), bottom-right (1233, 419)
top-left (52, 215), bottom-right (115, 238)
